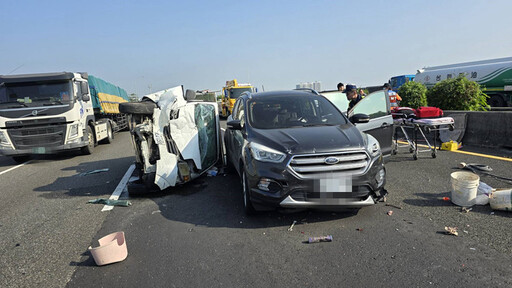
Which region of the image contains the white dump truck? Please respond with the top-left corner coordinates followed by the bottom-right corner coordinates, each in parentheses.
top-left (414, 57), bottom-right (512, 107)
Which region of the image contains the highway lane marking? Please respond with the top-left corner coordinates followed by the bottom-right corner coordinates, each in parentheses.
top-left (397, 141), bottom-right (512, 162)
top-left (102, 164), bottom-right (136, 212)
top-left (0, 160), bottom-right (32, 176)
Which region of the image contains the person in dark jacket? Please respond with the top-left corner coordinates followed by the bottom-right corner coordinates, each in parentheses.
top-left (346, 84), bottom-right (362, 114)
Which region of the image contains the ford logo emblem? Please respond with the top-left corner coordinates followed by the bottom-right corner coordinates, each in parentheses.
top-left (324, 157), bottom-right (339, 165)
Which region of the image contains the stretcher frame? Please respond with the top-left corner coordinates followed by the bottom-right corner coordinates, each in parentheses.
top-left (392, 117), bottom-right (455, 160)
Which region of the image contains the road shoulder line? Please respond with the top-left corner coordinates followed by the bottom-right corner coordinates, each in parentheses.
top-left (102, 164), bottom-right (136, 212)
top-left (0, 160), bottom-right (32, 176)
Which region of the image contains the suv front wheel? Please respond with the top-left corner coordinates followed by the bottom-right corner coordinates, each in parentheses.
top-left (242, 170), bottom-right (256, 215)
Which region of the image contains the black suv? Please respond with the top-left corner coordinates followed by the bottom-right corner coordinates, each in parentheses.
top-left (224, 90), bottom-right (392, 214)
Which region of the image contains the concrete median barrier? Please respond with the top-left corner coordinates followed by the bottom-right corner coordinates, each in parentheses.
top-left (444, 111), bottom-right (512, 149)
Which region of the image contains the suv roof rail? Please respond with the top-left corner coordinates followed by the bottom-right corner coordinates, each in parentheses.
top-left (294, 88), bottom-right (320, 95)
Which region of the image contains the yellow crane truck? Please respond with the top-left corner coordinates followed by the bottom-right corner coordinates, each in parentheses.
top-left (220, 79), bottom-right (255, 117)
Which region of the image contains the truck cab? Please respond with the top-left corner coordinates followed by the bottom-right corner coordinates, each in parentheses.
top-left (0, 72), bottom-right (123, 162)
top-left (220, 79), bottom-right (255, 117)
top-left (389, 75), bottom-right (415, 91)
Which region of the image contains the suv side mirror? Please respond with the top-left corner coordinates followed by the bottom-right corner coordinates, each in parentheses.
top-left (82, 94), bottom-right (90, 102)
top-left (349, 113), bottom-right (370, 124)
top-left (227, 119), bottom-right (242, 130)
top-left (185, 89), bottom-right (196, 101)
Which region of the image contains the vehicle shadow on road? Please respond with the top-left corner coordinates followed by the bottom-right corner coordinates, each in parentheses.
top-left (130, 171), bottom-right (360, 230)
top-left (34, 156), bottom-right (135, 199)
top-left (0, 151), bottom-right (82, 167)
top-left (402, 191), bottom-right (454, 207)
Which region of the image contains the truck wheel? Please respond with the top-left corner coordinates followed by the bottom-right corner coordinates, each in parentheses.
top-left (489, 95), bottom-right (506, 107)
top-left (119, 101), bottom-right (157, 115)
top-left (100, 122), bottom-right (114, 144)
top-left (81, 125), bottom-right (95, 155)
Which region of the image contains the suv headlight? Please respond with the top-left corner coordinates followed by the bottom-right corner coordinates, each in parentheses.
top-left (365, 134), bottom-right (381, 157)
top-left (250, 142), bottom-right (286, 163)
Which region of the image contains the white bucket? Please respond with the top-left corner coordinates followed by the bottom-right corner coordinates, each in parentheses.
top-left (490, 189), bottom-right (512, 211)
top-left (450, 171), bottom-right (479, 207)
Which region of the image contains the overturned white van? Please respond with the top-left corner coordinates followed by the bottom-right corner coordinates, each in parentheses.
top-left (120, 86), bottom-right (222, 192)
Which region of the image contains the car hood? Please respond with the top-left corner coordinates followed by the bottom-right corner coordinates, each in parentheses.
top-left (250, 124), bottom-right (365, 154)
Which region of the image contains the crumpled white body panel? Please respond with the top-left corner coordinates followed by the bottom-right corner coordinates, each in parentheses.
top-left (143, 86), bottom-right (203, 190)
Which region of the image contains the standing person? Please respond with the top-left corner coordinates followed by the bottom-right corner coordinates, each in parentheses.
top-left (346, 84), bottom-right (362, 114)
top-left (337, 83), bottom-right (345, 92)
top-left (383, 83), bottom-right (402, 110)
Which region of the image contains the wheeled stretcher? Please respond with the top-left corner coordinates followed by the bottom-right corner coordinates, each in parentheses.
top-left (392, 117), bottom-right (455, 160)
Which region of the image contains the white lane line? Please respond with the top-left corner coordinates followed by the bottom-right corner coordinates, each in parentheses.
top-left (102, 164), bottom-right (135, 212)
top-left (0, 160), bottom-right (32, 176)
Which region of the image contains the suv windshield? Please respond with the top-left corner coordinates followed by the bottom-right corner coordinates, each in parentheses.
top-left (0, 81), bottom-right (72, 108)
top-left (248, 94), bottom-right (347, 129)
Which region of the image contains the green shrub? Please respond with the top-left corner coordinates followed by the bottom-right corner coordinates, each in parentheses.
top-left (426, 76), bottom-right (488, 111)
top-left (397, 81), bottom-right (428, 108)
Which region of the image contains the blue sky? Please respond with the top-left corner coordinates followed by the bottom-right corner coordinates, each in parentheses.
top-left (2, 0), bottom-right (512, 96)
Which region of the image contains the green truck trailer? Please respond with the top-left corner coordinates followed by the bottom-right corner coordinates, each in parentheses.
top-left (0, 72), bottom-right (130, 162)
top-left (414, 57), bottom-right (512, 107)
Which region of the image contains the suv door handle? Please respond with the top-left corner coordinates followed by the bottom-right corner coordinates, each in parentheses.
top-left (381, 122), bottom-right (391, 128)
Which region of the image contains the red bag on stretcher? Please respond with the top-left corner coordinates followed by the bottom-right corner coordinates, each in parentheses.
top-left (414, 107), bottom-right (443, 118)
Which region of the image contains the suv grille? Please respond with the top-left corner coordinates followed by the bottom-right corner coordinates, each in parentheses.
top-left (289, 151), bottom-right (369, 178)
top-left (8, 125), bottom-right (66, 149)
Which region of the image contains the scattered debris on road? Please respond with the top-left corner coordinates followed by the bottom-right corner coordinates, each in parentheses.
top-left (151, 210), bottom-right (161, 214)
top-left (287, 220), bottom-right (297, 231)
top-left (459, 162), bottom-right (512, 184)
top-left (88, 198), bottom-right (132, 207)
top-left (387, 210), bottom-right (393, 216)
top-left (79, 168), bottom-right (109, 176)
top-left (444, 226), bottom-right (459, 236)
top-left (206, 167), bottom-right (218, 177)
top-left (490, 189), bottom-right (512, 211)
top-left (461, 207), bottom-right (472, 213)
top-left (442, 197), bottom-right (451, 201)
top-left (88, 231), bottom-right (128, 266)
top-left (356, 228), bottom-right (363, 232)
top-left (385, 203), bottom-right (402, 209)
top-left (308, 235), bottom-right (333, 244)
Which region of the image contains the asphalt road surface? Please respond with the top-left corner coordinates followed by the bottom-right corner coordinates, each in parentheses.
top-left (1, 129), bottom-right (511, 288)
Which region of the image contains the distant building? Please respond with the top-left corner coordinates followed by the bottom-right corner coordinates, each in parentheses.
top-left (296, 81), bottom-right (321, 91)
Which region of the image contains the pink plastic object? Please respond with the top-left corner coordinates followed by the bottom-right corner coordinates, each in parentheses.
top-left (88, 232), bottom-right (128, 266)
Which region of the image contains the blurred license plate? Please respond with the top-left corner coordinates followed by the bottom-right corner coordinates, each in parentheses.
top-left (32, 147), bottom-right (46, 154)
top-left (315, 176), bottom-right (352, 193)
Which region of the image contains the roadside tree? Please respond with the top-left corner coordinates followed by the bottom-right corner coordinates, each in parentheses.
top-left (426, 76), bottom-right (488, 110)
top-left (398, 81), bottom-right (428, 108)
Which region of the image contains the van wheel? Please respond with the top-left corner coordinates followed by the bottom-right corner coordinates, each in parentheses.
top-left (119, 101), bottom-right (157, 115)
top-left (100, 122), bottom-right (113, 144)
top-left (242, 170), bottom-right (256, 215)
top-left (81, 125), bottom-right (95, 155)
